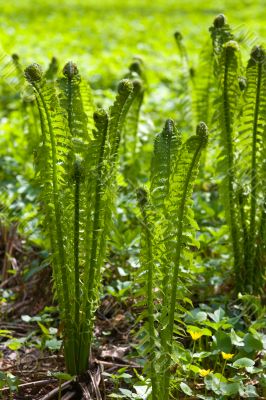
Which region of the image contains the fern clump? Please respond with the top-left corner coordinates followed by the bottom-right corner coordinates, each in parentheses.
top-left (137, 119), bottom-right (208, 400)
top-left (25, 62), bottom-right (140, 375)
top-left (208, 15), bottom-right (266, 294)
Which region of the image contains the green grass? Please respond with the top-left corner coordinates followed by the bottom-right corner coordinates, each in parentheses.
top-left (0, 0), bottom-right (264, 84)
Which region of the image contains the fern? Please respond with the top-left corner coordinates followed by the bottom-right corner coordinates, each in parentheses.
top-left (174, 32), bottom-right (194, 133)
top-left (214, 40), bottom-right (245, 292)
top-left (77, 79), bottom-right (138, 373)
top-left (174, 31), bottom-right (189, 65)
top-left (10, 54), bottom-right (41, 154)
top-left (209, 14), bottom-right (234, 79)
top-left (24, 63), bottom-right (76, 373)
top-left (25, 61), bottom-right (140, 376)
top-left (137, 120), bottom-right (208, 400)
top-left (44, 56), bottom-right (59, 81)
top-left (194, 15), bottom-right (234, 172)
top-left (137, 187), bottom-right (157, 400)
top-left (122, 60), bottom-right (145, 179)
top-left (58, 61), bottom-right (94, 144)
top-left (161, 122), bottom-right (208, 399)
top-left (236, 46), bottom-right (266, 292)
top-left (194, 42), bottom-right (214, 127)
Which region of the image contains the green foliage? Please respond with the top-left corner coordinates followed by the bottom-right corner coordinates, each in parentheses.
top-left (0, 5), bottom-right (266, 399)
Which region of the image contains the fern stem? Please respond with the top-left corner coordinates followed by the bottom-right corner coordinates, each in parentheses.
top-left (74, 160), bottom-right (81, 364)
top-left (238, 190), bottom-right (249, 272)
top-left (255, 201), bottom-right (266, 291)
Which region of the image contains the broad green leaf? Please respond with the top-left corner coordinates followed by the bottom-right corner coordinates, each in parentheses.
top-left (180, 382), bottom-right (193, 396)
top-left (45, 338), bottom-right (62, 351)
top-left (233, 357), bottom-right (255, 368)
top-left (213, 330), bottom-right (232, 352)
top-left (209, 308), bottom-right (225, 323)
top-left (230, 329), bottom-right (244, 347)
top-left (220, 382), bottom-right (239, 396)
top-left (244, 333), bottom-right (263, 352)
top-left (239, 384), bottom-right (258, 397)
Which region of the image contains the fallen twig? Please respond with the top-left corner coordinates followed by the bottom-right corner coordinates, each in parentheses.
top-left (39, 380), bottom-right (72, 400)
top-left (0, 379), bottom-right (57, 394)
top-left (96, 358), bottom-right (141, 369)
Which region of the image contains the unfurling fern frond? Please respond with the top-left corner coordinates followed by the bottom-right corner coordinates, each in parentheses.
top-left (44, 56), bottom-right (59, 81)
top-left (195, 15), bottom-right (233, 140)
top-left (136, 187), bottom-right (157, 400)
top-left (150, 119), bottom-right (181, 208)
top-left (24, 63), bottom-right (76, 373)
top-left (195, 14), bottom-right (231, 125)
top-left (161, 122), bottom-right (208, 399)
top-left (215, 40), bottom-right (245, 292)
top-left (78, 79), bottom-right (141, 374)
top-left (173, 31), bottom-right (194, 133)
top-left (58, 61), bottom-right (94, 144)
top-left (237, 46), bottom-right (266, 292)
top-left (150, 120), bottom-right (181, 325)
top-left (194, 42), bottom-right (214, 127)
top-left (11, 54), bottom-right (41, 154)
top-left (116, 59), bottom-right (146, 185)
top-left (209, 14), bottom-right (234, 79)
top-left (174, 31), bottom-right (189, 66)
top-left (137, 120), bottom-right (208, 400)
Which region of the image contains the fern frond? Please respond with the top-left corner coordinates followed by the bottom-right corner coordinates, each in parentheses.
top-left (122, 61), bottom-right (145, 177)
top-left (209, 14), bottom-right (234, 79)
top-left (136, 187), bottom-right (158, 400)
top-left (150, 119), bottom-right (181, 209)
top-left (194, 41), bottom-right (214, 127)
top-left (58, 61), bottom-right (94, 144)
top-left (215, 40), bottom-right (244, 291)
top-left (79, 79), bottom-right (139, 373)
top-left (161, 122), bottom-right (208, 399)
top-left (44, 56), bottom-right (59, 81)
top-left (137, 119), bottom-right (207, 400)
top-left (24, 63), bottom-right (76, 374)
top-left (196, 15), bottom-right (234, 133)
top-left (150, 120), bottom-right (181, 323)
top-left (237, 46), bottom-right (266, 292)
top-left (174, 31), bottom-right (189, 65)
